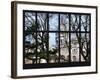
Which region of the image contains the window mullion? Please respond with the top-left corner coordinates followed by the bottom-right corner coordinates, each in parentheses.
top-left (79, 15), bottom-right (81, 62)
top-left (35, 12), bottom-right (38, 64)
top-left (69, 14), bottom-right (71, 62)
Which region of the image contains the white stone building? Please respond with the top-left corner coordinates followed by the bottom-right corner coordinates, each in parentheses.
top-left (55, 16), bottom-right (81, 62)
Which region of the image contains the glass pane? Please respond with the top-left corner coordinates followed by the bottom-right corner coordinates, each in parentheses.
top-left (24, 47), bottom-right (36, 64)
top-left (81, 33), bottom-right (90, 62)
top-left (49, 33), bottom-right (59, 63)
top-left (49, 14), bottom-right (59, 31)
top-left (24, 33), bottom-right (36, 64)
top-left (37, 32), bottom-right (48, 63)
top-left (81, 15), bottom-right (90, 31)
top-left (60, 14), bottom-right (69, 31)
top-left (71, 14), bottom-right (79, 31)
top-left (71, 33), bottom-right (79, 62)
top-left (60, 33), bottom-right (69, 62)
top-left (24, 12), bottom-right (36, 31)
top-left (37, 13), bottom-right (48, 31)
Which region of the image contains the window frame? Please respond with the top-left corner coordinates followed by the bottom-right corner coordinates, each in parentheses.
top-left (23, 10), bottom-right (91, 69)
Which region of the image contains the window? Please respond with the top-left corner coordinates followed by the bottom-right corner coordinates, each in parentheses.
top-left (23, 11), bottom-right (91, 69)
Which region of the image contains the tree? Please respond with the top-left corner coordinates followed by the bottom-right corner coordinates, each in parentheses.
top-left (60, 14), bottom-right (90, 62)
top-left (24, 12), bottom-right (58, 63)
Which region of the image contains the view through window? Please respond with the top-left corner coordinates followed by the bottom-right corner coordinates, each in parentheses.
top-left (23, 10), bottom-right (91, 69)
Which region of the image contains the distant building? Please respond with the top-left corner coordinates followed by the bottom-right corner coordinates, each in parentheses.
top-left (55, 17), bottom-right (80, 62)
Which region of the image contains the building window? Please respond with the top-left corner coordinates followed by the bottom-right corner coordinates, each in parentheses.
top-left (23, 10), bottom-right (91, 69)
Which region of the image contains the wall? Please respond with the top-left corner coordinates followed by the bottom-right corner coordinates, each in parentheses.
top-left (0, 0), bottom-right (100, 80)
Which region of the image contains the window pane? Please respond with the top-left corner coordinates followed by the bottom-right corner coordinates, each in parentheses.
top-left (71, 33), bottom-right (79, 62)
top-left (49, 14), bottom-right (59, 31)
top-left (37, 13), bottom-right (48, 31)
top-left (37, 32), bottom-right (48, 63)
top-left (71, 14), bottom-right (79, 31)
top-left (81, 15), bottom-right (90, 31)
top-left (81, 33), bottom-right (90, 62)
top-left (24, 12), bottom-right (36, 31)
top-left (60, 14), bottom-right (69, 31)
top-left (24, 33), bottom-right (36, 64)
top-left (49, 33), bottom-right (59, 63)
top-left (60, 33), bottom-right (69, 62)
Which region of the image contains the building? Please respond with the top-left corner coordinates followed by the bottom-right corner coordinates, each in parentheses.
top-left (55, 16), bottom-right (80, 62)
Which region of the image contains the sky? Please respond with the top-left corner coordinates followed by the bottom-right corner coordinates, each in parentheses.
top-left (25, 12), bottom-right (90, 50)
